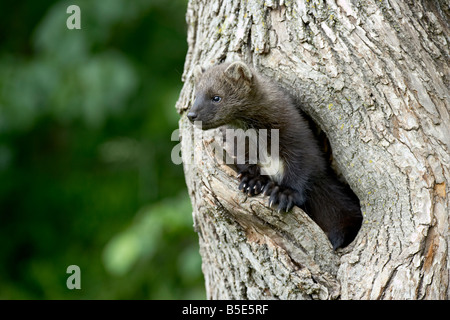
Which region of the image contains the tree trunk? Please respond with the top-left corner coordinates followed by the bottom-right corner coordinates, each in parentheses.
top-left (175, 0), bottom-right (449, 299)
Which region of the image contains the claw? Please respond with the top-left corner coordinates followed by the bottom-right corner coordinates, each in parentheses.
top-left (239, 175), bottom-right (249, 191)
top-left (263, 182), bottom-right (274, 196)
top-left (286, 198), bottom-right (294, 212)
top-left (254, 181), bottom-right (262, 195)
top-left (269, 186), bottom-right (280, 205)
top-left (239, 182), bottom-right (247, 191)
top-left (277, 193), bottom-right (288, 213)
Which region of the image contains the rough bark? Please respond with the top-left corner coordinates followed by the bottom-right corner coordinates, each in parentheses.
top-left (175, 0), bottom-right (449, 299)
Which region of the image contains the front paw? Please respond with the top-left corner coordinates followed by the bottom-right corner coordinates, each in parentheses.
top-left (237, 168), bottom-right (269, 196)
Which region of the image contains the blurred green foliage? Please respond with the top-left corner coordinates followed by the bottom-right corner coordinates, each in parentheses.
top-left (0, 0), bottom-right (204, 299)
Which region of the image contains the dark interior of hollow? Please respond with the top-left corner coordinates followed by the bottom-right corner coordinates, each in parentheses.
top-left (301, 109), bottom-right (363, 222)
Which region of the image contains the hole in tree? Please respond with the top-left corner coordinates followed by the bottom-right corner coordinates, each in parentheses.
top-left (300, 109), bottom-right (363, 249)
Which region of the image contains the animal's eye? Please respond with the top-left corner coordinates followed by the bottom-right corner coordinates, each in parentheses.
top-left (211, 95), bottom-right (222, 103)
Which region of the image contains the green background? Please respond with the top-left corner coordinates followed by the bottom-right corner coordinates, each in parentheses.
top-left (0, 0), bottom-right (205, 299)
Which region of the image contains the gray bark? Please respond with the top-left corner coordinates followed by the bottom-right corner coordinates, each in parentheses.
top-left (175, 0), bottom-right (449, 299)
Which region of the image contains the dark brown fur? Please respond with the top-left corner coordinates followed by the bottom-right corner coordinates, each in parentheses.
top-left (188, 61), bottom-right (362, 249)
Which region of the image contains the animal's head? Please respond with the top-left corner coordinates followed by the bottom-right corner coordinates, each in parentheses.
top-left (188, 61), bottom-right (256, 130)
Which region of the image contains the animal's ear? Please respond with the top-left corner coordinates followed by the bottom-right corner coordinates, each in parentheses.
top-left (224, 61), bottom-right (253, 83)
top-left (193, 65), bottom-right (204, 82)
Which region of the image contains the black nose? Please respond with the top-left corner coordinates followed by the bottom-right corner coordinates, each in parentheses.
top-left (187, 111), bottom-right (197, 122)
